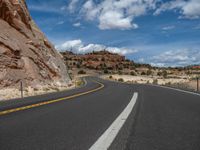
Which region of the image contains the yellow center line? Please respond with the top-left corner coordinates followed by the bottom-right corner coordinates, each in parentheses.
top-left (0, 80), bottom-right (104, 116)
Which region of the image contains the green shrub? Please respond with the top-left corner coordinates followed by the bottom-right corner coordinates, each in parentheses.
top-left (130, 71), bottom-right (136, 76)
top-left (141, 72), bottom-right (146, 75)
top-left (104, 69), bottom-right (109, 74)
top-left (78, 70), bottom-right (86, 74)
top-left (76, 64), bottom-right (81, 68)
top-left (118, 78), bottom-right (124, 82)
top-left (157, 72), bottom-right (162, 76)
top-left (76, 80), bottom-right (84, 86)
top-left (118, 71), bottom-right (122, 75)
top-left (153, 79), bottom-right (158, 84)
top-left (166, 82), bottom-right (171, 86)
top-left (147, 70), bottom-right (152, 76)
top-left (162, 70), bottom-right (167, 78)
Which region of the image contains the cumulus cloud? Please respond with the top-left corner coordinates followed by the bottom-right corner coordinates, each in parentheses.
top-left (182, 0), bottom-right (200, 19)
top-left (150, 49), bottom-right (200, 67)
top-left (155, 0), bottom-right (200, 19)
top-left (56, 39), bottom-right (137, 55)
top-left (80, 0), bottom-right (157, 30)
top-left (67, 0), bottom-right (200, 30)
top-left (98, 10), bottom-right (138, 30)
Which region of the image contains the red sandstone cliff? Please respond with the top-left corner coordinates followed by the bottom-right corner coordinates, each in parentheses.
top-left (0, 0), bottom-right (70, 87)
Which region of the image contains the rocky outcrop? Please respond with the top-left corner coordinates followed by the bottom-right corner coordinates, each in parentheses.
top-left (0, 0), bottom-right (70, 88)
top-left (61, 50), bottom-right (134, 70)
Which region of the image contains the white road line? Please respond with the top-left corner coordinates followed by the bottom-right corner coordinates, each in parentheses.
top-left (150, 84), bottom-right (200, 96)
top-left (89, 92), bottom-right (138, 150)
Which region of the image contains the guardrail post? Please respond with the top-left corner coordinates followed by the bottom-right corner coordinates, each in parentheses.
top-left (20, 81), bottom-right (23, 98)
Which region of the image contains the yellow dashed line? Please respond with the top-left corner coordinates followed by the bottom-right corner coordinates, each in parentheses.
top-left (0, 81), bottom-right (104, 116)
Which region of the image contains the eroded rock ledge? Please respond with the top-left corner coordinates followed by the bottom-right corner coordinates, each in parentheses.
top-left (0, 0), bottom-right (70, 88)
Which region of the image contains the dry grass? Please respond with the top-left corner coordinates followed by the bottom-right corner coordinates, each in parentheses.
top-left (0, 78), bottom-right (85, 101)
top-left (102, 74), bottom-right (189, 85)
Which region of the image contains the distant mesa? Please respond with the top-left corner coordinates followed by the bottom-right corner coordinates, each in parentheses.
top-left (0, 0), bottom-right (70, 88)
top-left (190, 65), bottom-right (200, 70)
top-left (61, 50), bottom-right (128, 70)
top-left (60, 50), bottom-right (151, 74)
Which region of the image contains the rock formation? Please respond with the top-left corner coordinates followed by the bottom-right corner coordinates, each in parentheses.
top-left (61, 50), bottom-right (133, 70)
top-left (0, 0), bottom-right (70, 88)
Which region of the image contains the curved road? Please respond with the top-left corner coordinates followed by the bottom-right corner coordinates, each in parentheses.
top-left (0, 77), bottom-right (200, 150)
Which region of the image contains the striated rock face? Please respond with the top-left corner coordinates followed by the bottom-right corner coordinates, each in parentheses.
top-left (0, 0), bottom-right (70, 87)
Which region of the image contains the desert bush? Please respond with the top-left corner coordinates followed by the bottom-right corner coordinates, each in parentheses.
top-left (141, 72), bottom-right (146, 75)
top-left (118, 78), bottom-right (124, 82)
top-left (76, 80), bottom-right (84, 87)
top-left (78, 70), bottom-right (86, 74)
top-left (157, 72), bottom-right (162, 76)
top-left (118, 71), bottom-right (122, 75)
top-left (165, 82), bottom-right (171, 86)
top-left (162, 70), bottom-right (167, 78)
top-left (118, 67), bottom-right (123, 70)
top-left (147, 70), bottom-right (152, 76)
top-left (76, 64), bottom-right (81, 68)
top-left (104, 69), bottom-right (109, 74)
top-left (130, 71), bottom-right (136, 76)
top-left (157, 70), bottom-right (167, 78)
top-left (153, 79), bottom-right (158, 84)
top-left (101, 57), bottom-right (105, 61)
top-left (109, 75), bottom-right (113, 79)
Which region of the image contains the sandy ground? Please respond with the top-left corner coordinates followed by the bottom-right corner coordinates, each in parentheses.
top-left (102, 74), bottom-right (189, 85)
top-left (187, 80), bottom-right (199, 91)
top-left (102, 74), bottom-right (200, 91)
top-left (0, 78), bottom-right (84, 101)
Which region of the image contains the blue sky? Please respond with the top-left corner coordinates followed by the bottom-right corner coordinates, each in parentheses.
top-left (26, 0), bottom-right (200, 67)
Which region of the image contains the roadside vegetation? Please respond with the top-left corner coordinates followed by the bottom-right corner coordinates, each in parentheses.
top-left (118, 78), bottom-right (124, 82)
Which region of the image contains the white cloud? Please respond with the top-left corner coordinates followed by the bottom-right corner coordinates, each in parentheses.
top-left (154, 0), bottom-right (185, 16)
top-left (138, 58), bottom-right (145, 63)
top-left (68, 0), bottom-right (79, 13)
top-left (81, 0), bottom-right (100, 20)
top-left (65, 0), bottom-right (200, 30)
top-left (56, 39), bottom-right (137, 55)
top-left (73, 22), bottom-right (81, 27)
top-left (150, 49), bottom-right (200, 67)
top-left (57, 21), bottom-right (65, 25)
top-left (80, 0), bottom-right (157, 30)
top-left (155, 0), bottom-right (200, 19)
top-left (98, 10), bottom-right (138, 30)
top-left (162, 25), bottom-right (175, 30)
top-left (56, 39), bottom-right (83, 52)
top-left (181, 0), bottom-right (200, 19)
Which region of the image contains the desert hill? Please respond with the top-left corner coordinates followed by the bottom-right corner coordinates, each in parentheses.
top-left (60, 50), bottom-right (151, 75)
top-left (61, 50), bottom-right (200, 78)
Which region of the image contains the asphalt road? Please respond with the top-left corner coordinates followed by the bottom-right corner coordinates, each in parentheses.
top-left (0, 77), bottom-right (200, 150)
top-left (124, 84), bottom-right (200, 150)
